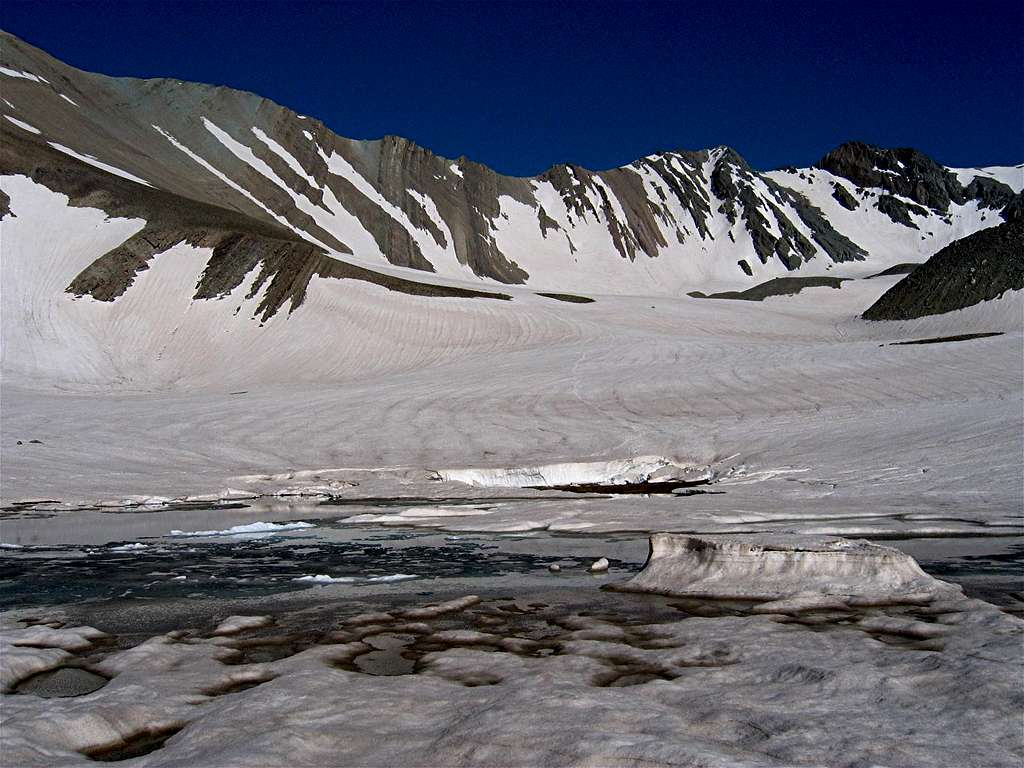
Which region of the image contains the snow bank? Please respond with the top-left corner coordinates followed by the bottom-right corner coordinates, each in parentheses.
top-left (1, 582), bottom-right (1021, 767)
top-left (617, 533), bottom-right (959, 603)
top-left (0, 623), bottom-right (107, 692)
top-left (438, 456), bottom-right (712, 488)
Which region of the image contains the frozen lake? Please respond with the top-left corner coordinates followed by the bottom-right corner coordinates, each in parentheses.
top-left (2, 498), bottom-right (1020, 616)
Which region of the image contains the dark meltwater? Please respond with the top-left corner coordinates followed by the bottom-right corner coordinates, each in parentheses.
top-left (1, 500), bottom-right (1021, 617)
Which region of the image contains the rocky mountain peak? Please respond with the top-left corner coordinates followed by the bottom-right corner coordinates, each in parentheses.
top-left (817, 141), bottom-right (963, 211)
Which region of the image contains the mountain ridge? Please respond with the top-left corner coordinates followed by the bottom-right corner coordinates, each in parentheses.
top-left (1, 28), bottom-right (1021, 315)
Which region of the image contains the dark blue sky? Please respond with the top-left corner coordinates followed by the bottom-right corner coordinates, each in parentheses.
top-left (3, 1), bottom-right (1021, 175)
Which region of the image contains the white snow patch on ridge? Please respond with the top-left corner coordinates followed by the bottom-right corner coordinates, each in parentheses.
top-left (438, 456), bottom-right (712, 488)
top-left (0, 66), bottom-right (47, 83)
top-left (153, 123), bottom-right (297, 233)
top-left (251, 126), bottom-right (320, 189)
top-left (3, 115), bottom-right (40, 134)
top-left (201, 118), bottom-right (332, 251)
top-left (46, 142), bottom-right (154, 187)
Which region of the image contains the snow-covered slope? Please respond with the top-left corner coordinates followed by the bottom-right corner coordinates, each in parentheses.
top-left (1, 30), bottom-right (1021, 514)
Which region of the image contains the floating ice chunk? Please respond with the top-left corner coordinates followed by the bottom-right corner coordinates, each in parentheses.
top-left (109, 543), bottom-right (149, 552)
top-left (616, 534), bottom-right (960, 603)
top-left (0, 543), bottom-right (24, 549)
top-left (294, 574), bottom-right (356, 584)
top-left (3, 115), bottom-right (40, 134)
top-left (343, 506), bottom-right (494, 525)
top-left (588, 557), bottom-right (610, 573)
top-left (294, 573), bottom-right (417, 584)
top-left (212, 615), bottom-right (272, 636)
top-left (169, 521), bottom-right (315, 538)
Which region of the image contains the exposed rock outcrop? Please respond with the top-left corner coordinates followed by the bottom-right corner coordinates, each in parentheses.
top-left (863, 219), bottom-right (1023, 320)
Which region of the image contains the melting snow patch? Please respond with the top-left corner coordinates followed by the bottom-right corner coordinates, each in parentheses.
top-left (169, 521), bottom-right (315, 538)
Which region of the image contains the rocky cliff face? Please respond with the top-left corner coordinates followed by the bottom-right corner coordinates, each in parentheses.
top-left (1, 30), bottom-right (1020, 317)
top-left (863, 218), bottom-right (1024, 320)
